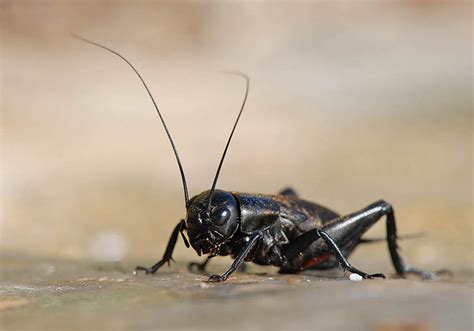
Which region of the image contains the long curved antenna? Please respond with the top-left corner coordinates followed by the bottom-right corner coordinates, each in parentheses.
top-left (206, 72), bottom-right (249, 212)
top-left (72, 33), bottom-right (190, 208)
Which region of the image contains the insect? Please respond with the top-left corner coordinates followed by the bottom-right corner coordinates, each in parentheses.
top-left (75, 35), bottom-right (448, 282)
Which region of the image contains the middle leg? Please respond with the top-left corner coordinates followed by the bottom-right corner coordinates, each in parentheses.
top-left (323, 200), bottom-right (448, 278)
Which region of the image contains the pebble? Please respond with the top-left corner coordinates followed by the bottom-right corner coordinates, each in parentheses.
top-left (350, 273), bottom-right (364, 281)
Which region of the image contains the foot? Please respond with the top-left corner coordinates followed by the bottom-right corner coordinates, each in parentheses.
top-left (207, 274), bottom-right (227, 282)
top-left (133, 259), bottom-right (167, 275)
top-left (346, 266), bottom-right (386, 279)
top-left (133, 265), bottom-right (154, 275)
top-left (364, 272), bottom-right (386, 279)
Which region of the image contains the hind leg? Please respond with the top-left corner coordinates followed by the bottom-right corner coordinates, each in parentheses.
top-left (285, 200), bottom-right (447, 279)
top-left (284, 227), bottom-right (385, 278)
top-left (326, 200), bottom-right (448, 279)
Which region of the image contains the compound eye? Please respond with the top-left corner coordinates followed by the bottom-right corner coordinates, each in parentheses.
top-left (211, 206), bottom-right (231, 226)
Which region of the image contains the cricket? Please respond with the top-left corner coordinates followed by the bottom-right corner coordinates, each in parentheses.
top-left (75, 34), bottom-right (448, 283)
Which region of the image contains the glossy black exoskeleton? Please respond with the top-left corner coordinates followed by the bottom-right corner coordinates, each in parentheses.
top-left (76, 35), bottom-right (448, 282)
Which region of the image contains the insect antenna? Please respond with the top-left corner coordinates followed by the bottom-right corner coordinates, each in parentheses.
top-left (72, 33), bottom-right (190, 208)
top-left (206, 72), bottom-right (249, 213)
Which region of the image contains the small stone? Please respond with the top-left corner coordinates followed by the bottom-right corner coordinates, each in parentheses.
top-left (350, 273), bottom-right (363, 281)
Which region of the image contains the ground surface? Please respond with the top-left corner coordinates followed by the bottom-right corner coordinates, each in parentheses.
top-left (0, 252), bottom-right (472, 331)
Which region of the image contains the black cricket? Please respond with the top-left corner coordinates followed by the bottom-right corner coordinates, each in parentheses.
top-left (76, 35), bottom-right (447, 282)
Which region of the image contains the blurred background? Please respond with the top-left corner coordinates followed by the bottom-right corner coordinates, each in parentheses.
top-left (1, 1), bottom-right (472, 272)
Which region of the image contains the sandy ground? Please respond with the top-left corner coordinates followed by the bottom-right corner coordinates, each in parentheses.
top-left (1, 1), bottom-right (472, 330)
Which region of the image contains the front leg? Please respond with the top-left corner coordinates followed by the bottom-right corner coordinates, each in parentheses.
top-left (135, 219), bottom-right (187, 274)
top-left (208, 231), bottom-right (263, 282)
